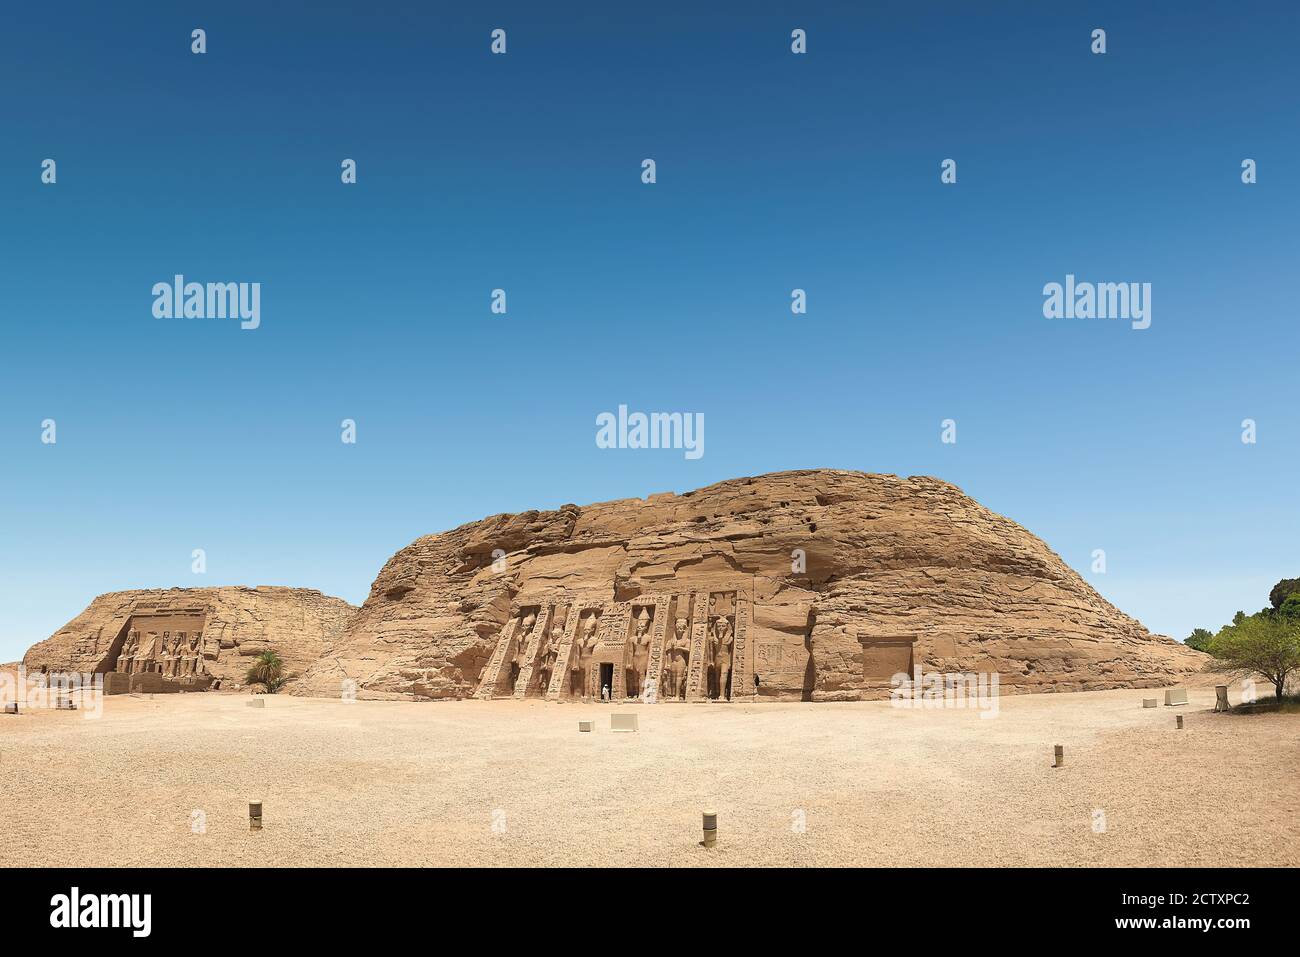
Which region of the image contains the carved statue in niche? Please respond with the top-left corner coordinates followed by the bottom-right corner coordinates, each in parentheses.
top-left (625, 608), bottom-right (652, 698)
top-left (163, 633), bottom-right (179, 676)
top-left (665, 617), bottom-right (690, 699)
top-left (709, 616), bottom-right (735, 700)
top-left (538, 610), bottom-right (565, 692)
top-left (571, 611), bottom-right (599, 696)
top-left (508, 611), bottom-right (537, 689)
top-left (117, 632), bottom-right (139, 674)
top-left (136, 632), bottom-right (160, 673)
top-left (177, 632), bottom-right (196, 677)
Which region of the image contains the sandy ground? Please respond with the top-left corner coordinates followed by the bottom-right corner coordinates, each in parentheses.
top-left (1, 685), bottom-right (1296, 867)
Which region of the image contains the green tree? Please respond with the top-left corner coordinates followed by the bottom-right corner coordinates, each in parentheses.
top-left (245, 650), bottom-right (286, 693)
top-left (1185, 628), bottom-right (1214, 652)
top-left (1279, 594), bottom-right (1300, 621)
top-left (1209, 614), bottom-right (1300, 701)
top-left (1269, 578), bottom-right (1300, 610)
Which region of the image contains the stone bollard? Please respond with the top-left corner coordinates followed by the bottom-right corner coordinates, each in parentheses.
top-left (578, 720), bottom-right (593, 733)
top-left (3, 702), bottom-right (17, 715)
top-left (247, 698), bottom-right (265, 709)
top-left (1214, 685), bottom-right (1230, 713)
top-left (702, 809), bottom-right (717, 847)
top-left (1053, 745), bottom-right (1064, 768)
top-left (1142, 698), bottom-right (1157, 709)
top-left (1176, 715), bottom-right (1184, 730)
top-left (249, 801), bottom-right (263, 831)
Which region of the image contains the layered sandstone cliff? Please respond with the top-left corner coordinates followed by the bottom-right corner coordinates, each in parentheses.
top-left (23, 586), bottom-right (356, 688)
top-left (293, 470), bottom-right (1207, 701)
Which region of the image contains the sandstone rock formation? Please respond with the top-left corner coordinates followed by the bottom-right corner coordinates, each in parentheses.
top-left (24, 587), bottom-right (356, 690)
top-left (294, 470), bottom-right (1207, 701)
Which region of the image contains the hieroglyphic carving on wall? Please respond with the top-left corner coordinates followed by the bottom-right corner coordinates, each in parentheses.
top-left (684, 592), bottom-right (711, 701)
top-left (755, 641), bottom-right (780, 681)
top-left (588, 602), bottom-right (631, 699)
top-left (473, 614), bottom-right (521, 699)
top-left (640, 596), bottom-right (672, 699)
top-left (730, 597), bottom-right (752, 701)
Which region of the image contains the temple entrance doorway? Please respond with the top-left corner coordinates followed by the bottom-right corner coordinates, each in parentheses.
top-left (599, 663), bottom-right (614, 699)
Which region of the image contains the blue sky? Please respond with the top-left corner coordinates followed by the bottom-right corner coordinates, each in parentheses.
top-left (2, 1), bottom-right (1296, 661)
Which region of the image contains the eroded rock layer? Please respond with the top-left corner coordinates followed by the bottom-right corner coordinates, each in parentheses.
top-left (294, 470), bottom-right (1206, 701)
top-left (23, 587), bottom-right (356, 688)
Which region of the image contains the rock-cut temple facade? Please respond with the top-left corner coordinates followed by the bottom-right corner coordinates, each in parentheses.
top-left (293, 470), bottom-right (1208, 701)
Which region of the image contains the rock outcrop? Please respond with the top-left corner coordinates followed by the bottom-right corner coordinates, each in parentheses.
top-left (23, 587), bottom-right (356, 689)
top-left (294, 470), bottom-right (1207, 701)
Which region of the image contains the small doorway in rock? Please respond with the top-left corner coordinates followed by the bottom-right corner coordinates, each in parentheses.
top-left (599, 663), bottom-right (614, 699)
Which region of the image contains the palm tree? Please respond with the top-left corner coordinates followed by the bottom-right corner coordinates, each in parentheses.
top-left (245, 650), bottom-right (286, 693)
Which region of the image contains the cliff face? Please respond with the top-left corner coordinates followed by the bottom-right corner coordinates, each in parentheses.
top-left (23, 586), bottom-right (356, 688)
top-left (293, 470), bottom-right (1207, 701)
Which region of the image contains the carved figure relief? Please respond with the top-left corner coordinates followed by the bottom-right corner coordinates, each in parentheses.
top-left (509, 611), bottom-right (537, 689)
top-left (710, 615), bottom-right (735, 700)
top-left (537, 609), bottom-right (564, 692)
top-left (627, 607), bottom-right (652, 698)
top-left (666, 616), bottom-right (690, 700)
top-left (571, 610), bottom-right (600, 696)
top-left (117, 631), bottom-right (139, 674)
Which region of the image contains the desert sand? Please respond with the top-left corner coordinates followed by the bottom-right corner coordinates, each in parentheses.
top-left (1, 685), bottom-right (1295, 867)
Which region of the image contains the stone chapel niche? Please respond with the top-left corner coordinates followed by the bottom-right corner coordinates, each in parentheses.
top-left (707, 592), bottom-right (737, 700)
top-left (663, 603), bottom-right (692, 701)
top-left (625, 604), bottom-right (655, 699)
top-left (535, 605), bottom-right (567, 695)
top-left (860, 637), bottom-right (915, 683)
top-left (571, 608), bottom-right (601, 697)
top-left (508, 607), bottom-right (540, 690)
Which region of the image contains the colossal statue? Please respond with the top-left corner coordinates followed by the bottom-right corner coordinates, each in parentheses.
top-left (537, 611), bottom-right (563, 692)
top-left (666, 617), bottom-right (690, 700)
top-left (627, 607), bottom-right (652, 698)
top-left (572, 611), bottom-right (599, 696)
top-left (714, 616), bottom-right (734, 700)
top-left (509, 611), bottom-right (537, 688)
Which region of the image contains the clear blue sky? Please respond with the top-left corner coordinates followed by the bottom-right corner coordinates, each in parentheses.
top-left (2, 1), bottom-right (1296, 662)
